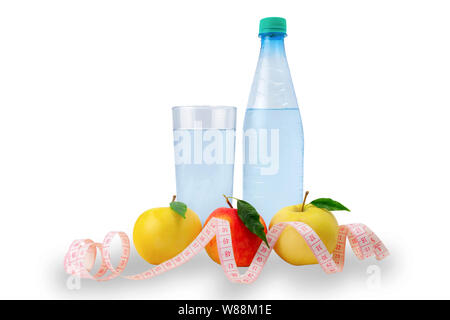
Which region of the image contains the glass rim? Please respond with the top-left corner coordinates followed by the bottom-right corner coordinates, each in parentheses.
top-left (172, 105), bottom-right (236, 111)
top-left (172, 105), bottom-right (236, 130)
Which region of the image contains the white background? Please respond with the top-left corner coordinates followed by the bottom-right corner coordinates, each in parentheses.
top-left (1, 0), bottom-right (449, 299)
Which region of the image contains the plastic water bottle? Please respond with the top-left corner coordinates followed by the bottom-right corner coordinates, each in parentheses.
top-left (243, 17), bottom-right (304, 223)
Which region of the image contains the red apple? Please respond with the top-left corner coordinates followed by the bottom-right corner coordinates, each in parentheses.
top-left (205, 204), bottom-right (267, 267)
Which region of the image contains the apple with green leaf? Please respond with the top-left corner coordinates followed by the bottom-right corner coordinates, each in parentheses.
top-left (269, 191), bottom-right (350, 265)
top-left (205, 195), bottom-right (268, 267)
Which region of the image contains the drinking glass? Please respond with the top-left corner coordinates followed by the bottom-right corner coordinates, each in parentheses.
top-left (172, 106), bottom-right (236, 222)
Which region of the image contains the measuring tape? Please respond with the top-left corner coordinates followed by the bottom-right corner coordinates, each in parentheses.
top-left (64, 218), bottom-right (389, 283)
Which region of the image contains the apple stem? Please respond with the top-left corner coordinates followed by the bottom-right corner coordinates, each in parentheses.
top-left (172, 195), bottom-right (176, 203)
top-left (300, 191), bottom-right (309, 212)
top-left (223, 194), bottom-right (233, 208)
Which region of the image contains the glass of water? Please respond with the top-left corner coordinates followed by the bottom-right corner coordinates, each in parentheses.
top-left (172, 106), bottom-right (236, 223)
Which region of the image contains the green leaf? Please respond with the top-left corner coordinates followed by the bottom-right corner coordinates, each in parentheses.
top-left (233, 198), bottom-right (269, 247)
top-left (310, 198), bottom-right (350, 212)
top-left (170, 201), bottom-right (187, 218)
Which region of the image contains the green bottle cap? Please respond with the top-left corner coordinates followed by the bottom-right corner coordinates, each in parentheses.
top-left (259, 17), bottom-right (286, 35)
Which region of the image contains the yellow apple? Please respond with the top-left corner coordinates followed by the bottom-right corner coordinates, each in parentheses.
top-left (269, 203), bottom-right (339, 265)
top-left (133, 197), bottom-right (202, 265)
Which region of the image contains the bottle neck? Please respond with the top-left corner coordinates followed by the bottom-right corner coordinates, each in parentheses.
top-left (247, 32), bottom-right (298, 109)
top-left (259, 33), bottom-right (287, 59)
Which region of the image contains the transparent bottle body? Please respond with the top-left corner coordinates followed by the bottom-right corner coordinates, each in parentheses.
top-left (243, 33), bottom-right (304, 223)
